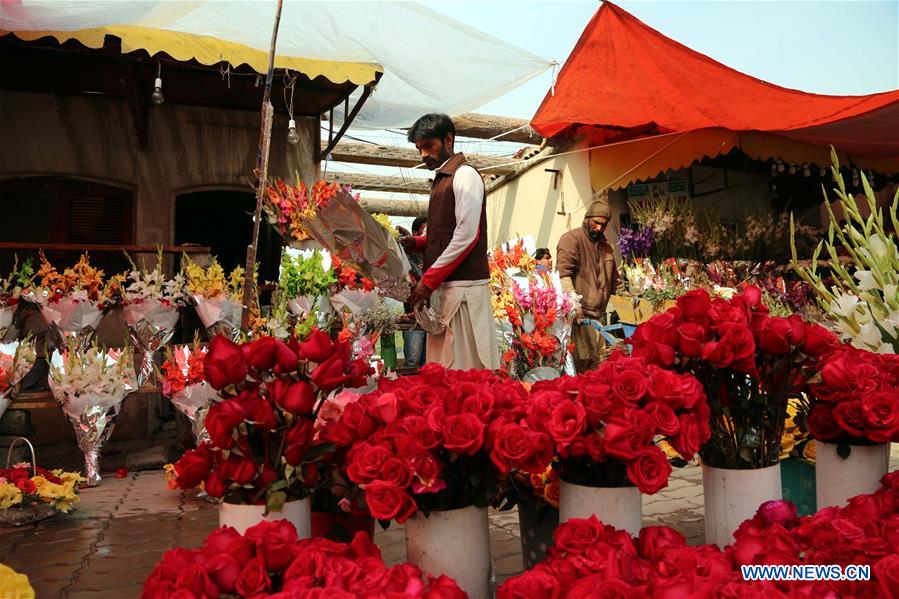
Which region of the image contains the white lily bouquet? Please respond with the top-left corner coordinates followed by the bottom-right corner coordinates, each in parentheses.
top-left (182, 257), bottom-right (246, 340)
top-left (0, 340), bottom-right (36, 419)
top-left (48, 341), bottom-right (134, 486)
top-left (122, 255), bottom-right (185, 385)
top-left (792, 149), bottom-right (899, 353)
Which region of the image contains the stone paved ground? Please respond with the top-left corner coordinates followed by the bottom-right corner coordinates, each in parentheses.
top-left (1, 446), bottom-right (897, 598)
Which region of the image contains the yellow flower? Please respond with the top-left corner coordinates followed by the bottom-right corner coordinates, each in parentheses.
top-left (0, 483), bottom-right (22, 510)
top-left (32, 476), bottom-right (79, 512)
top-left (803, 440), bottom-right (816, 462)
top-left (53, 469), bottom-right (86, 485)
top-left (0, 564), bottom-right (35, 599)
top-left (779, 433), bottom-right (795, 460)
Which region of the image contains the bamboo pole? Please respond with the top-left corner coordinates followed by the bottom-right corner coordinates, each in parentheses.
top-left (241, 0), bottom-right (285, 331)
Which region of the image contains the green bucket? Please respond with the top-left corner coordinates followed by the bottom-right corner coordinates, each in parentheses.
top-left (780, 458), bottom-right (816, 516)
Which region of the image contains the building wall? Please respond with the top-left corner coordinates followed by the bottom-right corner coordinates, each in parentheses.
top-left (0, 90), bottom-right (318, 246)
top-left (486, 141), bottom-right (595, 254)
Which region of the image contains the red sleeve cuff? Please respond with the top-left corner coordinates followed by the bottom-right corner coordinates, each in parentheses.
top-left (413, 235), bottom-right (427, 252)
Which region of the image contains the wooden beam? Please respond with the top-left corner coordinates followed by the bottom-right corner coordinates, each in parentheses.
top-left (359, 197), bottom-right (428, 217)
top-left (327, 141), bottom-right (521, 175)
top-left (452, 113), bottom-right (542, 145)
top-left (329, 171), bottom-right (430, 194)
top-left (0, 243), bottom-right (211, 254)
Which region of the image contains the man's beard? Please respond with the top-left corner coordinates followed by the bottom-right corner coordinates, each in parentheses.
top-left (584, 224), bottom-right (604, 241)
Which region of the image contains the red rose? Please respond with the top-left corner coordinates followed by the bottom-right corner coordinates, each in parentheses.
top-left (497, 565), bottom-right (561, 599)
top-left (322, 401), bottom-right (375, 447)
top-left (820, 351), bottom-right (855, 390)
top-left (370, 392), bottom-right (400, 424)
top-left (491, 424), bottom-right (540, 473)
top-left (757, 317), bottom-right (793, 355)
top-left (677, 323), bottom-right (706, 358)
top-left (676, 290), bottom-right (712, 324)
top-left (223, 455), bottom-right (258, 486)
top-left (425, 574), bottom-right (468, 599)
top-left (442, 413), bottom-right (486, 455)
top-left (203, 468), bottom-right (227, 498)
top-left (270, 379), bottom-right (316, 416)
top-left (409, 452), bottom-right (442, 491)
top-left (833, 400), bottom-right (867, 438)
top-left (807, 404), bottom-right (841, 440)
top-left (204, 553), bottom-right (241, 594)
top-left (248, 395), bottom-right (278, 431)
top-left (644, 402), bottom-right (679, 437)
top-left (670, 412), bottom-right (708, 461)
top-left (242, 336), bottom-right (280, 372)
top-left (701, 340), bottom-right (734, 369)
top-left (310, 353), bottom-right (351, 391)
top-left (755, 500), bottom-right (798, 528)
top-left (174, 564), bottom-right (218, 598)
top-left (637, 525), bottom-right (685, 563)
top-left (603, 419), bottom-right (645, 460)
top-left (380, 563), bottom-right (425, 595)
top-left (202, 527), bottom-right (251, 564)
top-left (174, 445), bottom-right (212, 490)
top-left (626, 445), bottom-right (672, 494)
top-left (379, 457), bottom-right (414, 489)
top-left (863, 392), bottom-right (899, 443)
top-left (802, 324), bottom-right (840, 358)
top-left (612, 369), bottom-right (649, 404)
top-left (298, 328), bottom-right (333, 363)
top-left (205, 335), bottom-right (248, 389)
top-left (15, 478), bottom-right (36, 495)
top-left (347, 442), bottom-right (393, 485)
top-left (874, 554), bottom-right (899, 599)
top-left (547, 401), bottom-right (587, 446)
top-left (718, 322), bottom-right (756, 371)
top-left (364, 480), bottom-right (417, 523)
top-left (273, 339), bottom-right (300, 374)
top-left (552, 516), bottom-right (605, 555)
top-left (205, 399), bottom-right (247, 449)
top-left (245, 519), bottom-right (298, 571)
top-left (236, 556), bottom-right (271, 597)
top-left (786, 314), bottom-right (806, 345)
top-left (462, 392), bottom-right (495, 422)
top-left (742, 285), bottom-right (762, 309)
top-left (282, 420), bottom-right (314, 466)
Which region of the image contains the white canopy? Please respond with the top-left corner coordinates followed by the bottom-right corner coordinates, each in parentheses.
top-left (1, 0), bottom-right (551, 128)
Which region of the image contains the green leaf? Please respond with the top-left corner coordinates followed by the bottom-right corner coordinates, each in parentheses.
top-left (836, 443), bottom-right (852, 460)
top-left (265, 490), bottom-right (287, 515)
top-left (268, 479), bottom-right (288, 492)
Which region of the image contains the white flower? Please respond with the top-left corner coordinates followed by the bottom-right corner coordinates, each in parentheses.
top-left (853, 270), bottom-right (878, 291)
top-left (829, 294), bottom-right (862, 319)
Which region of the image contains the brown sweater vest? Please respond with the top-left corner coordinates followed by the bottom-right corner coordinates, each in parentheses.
top-left (423, 153), bottom-right (490, 282)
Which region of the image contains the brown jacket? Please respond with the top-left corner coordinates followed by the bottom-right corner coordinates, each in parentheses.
top-left (423, 153), bottom-right (489, 283)
top-left (556, 227), bottom-right (618, 319)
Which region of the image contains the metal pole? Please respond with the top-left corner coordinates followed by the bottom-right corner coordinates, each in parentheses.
top-left (241, 0), bottom-right (285, 331)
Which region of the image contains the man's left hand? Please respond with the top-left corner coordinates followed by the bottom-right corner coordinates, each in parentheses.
top-left (408, 280), bottom-right (433, 308)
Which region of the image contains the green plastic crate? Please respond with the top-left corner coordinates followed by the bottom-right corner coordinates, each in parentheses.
top-left (781, 458), bottom-right (817, 517)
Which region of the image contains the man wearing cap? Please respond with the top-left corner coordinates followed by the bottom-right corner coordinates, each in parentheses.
top-left (556, 190), bottom-right (619, 373)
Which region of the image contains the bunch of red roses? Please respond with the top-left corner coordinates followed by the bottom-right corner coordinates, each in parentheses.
top-left (319, 364), bottom-right (544, 523)
top-left (499, 471), bottom-right (899, 599)
top-left (631, 286), bottom-right (839, 469)
top-left (171, 330), bottom-right (370, 510)
top-left (142, 521), bottom-right (465, 598)
top-left (806, 345), bottom-right (899, 444)
top-left (523, 353), bottom-right (710, 494)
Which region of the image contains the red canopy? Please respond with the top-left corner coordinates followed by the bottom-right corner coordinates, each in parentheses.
top-left (532, 2), bottom-right (899, 157)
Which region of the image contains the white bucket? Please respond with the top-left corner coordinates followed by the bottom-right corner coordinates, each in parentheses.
top-left (816, 441), bottom-right (890, 509)
top-left (405, 505), bottom-right (492, 599)
top-left (702, 463), bottom-right (782, 548)
top-left (218, 497), bottom-right (311, 538)
top-left (559, 480), bottom-right (642, 536)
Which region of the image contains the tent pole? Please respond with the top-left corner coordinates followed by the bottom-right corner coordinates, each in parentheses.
top-left (241, 0), bottom-right (284, 332)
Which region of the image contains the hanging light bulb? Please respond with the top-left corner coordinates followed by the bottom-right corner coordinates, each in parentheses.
top-left (151, 63), bottom-right (164, 105)
top-left (770, 162), bottom-right (778, 176)
top-left (802, 163), bottom-right (810, 177)
top-left (287, 118), bottom-right (300, 144)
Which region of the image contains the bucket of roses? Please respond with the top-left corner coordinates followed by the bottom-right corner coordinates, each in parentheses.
top-left (48, 340), bottom-right (134, 487)
top-left (523, 353), bottom-right (710, 537)
top-left (630, 286), bottom-right (831, 547)
top-left (805, 345), bottom-right (898, 509)
top-left (0, 437), bottom-right (86, 526)
top-left (169, 330), bottom-right (371, 536)
top-left (0, 340), bottom-right (36, 420)
top-left (320, 365), bottom-right (545, 599)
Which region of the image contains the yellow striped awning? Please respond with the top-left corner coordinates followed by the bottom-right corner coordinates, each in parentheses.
top-left (6, 25), bottom-right (381, 86)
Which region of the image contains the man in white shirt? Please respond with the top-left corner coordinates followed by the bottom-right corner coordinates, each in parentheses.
top-left (402, 114), bottom-right (499, 370)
